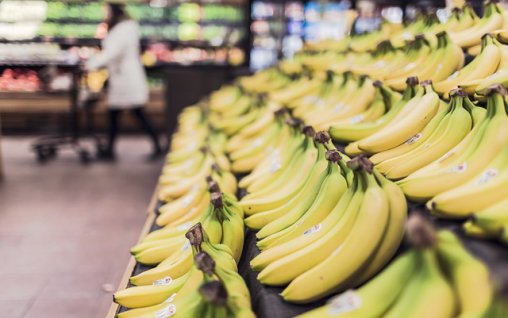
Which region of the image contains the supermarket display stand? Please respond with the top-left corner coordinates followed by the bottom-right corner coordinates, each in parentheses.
top-left (106, 187), bottom-right (159, 318)
top-left (108, 150), bottom-right (508, 318)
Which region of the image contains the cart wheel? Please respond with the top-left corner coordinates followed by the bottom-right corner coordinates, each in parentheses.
top-left (36, 150), bottom-right (48, 163)
top-left (47, 147), bottom-right (57, 158)
top-left (79, 150), bottom-right (91, 164)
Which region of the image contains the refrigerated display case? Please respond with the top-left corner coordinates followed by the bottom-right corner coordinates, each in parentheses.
top-left (304, 0), bottom-right (352, 41)
top-left (0, 0), bottom-right (250, 67)
top-left (250, 0), bottom-right (305, 70)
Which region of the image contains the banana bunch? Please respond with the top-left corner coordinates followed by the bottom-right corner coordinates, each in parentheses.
top-left (434, 33), bottom-right (502, 97)
top-left (464, 198), bottom-right (508, 244)
top-left (370, 88), bottom-right (476, 180)
top-left (297, 215), bottom-right (501, 318)
top-left (461, 33), bottom-right (508, 94)
top-left (344, 79), bottom-right (441, 156)
top-left (238, 68), bottom-right (291, 95)
top-left (208, 93), bottom-right (266, 137)
top-left (328, 79), bottom-right (407, 143)
top-left (248, 152), bottom-right (407, 304)
top-left (398, 84), bottom-right (508, 202)
top-left (158, 106), bottom-right (236, 204)
top-left (348, 23), bottom-right (394, 52)
top-left (447, 1), bottom-right (505, 49)
top-left (384, 32), bottom-right (463, 91)
top-left (389, 12), bottom-right (440, 47)
top-left (225, 110), bottom-right (297, 174)
top-left (290, 74), bottom-right (378, 131)
top-left (116, 223), bottom-right (254, 318)
top-left (130, 184), bottom-right (244, 277)
top-left (239, 128), bottom-right (351, 227)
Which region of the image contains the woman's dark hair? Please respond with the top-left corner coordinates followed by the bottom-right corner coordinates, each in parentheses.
top-left (106, 3), bottom-right (131, 31)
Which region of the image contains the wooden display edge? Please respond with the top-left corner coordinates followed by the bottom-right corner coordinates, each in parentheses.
top-left (105, 186), bottom-right (159, 318)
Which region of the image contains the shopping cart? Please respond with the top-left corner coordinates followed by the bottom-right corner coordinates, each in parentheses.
top-left (32, 66), bottom-right (107, 164)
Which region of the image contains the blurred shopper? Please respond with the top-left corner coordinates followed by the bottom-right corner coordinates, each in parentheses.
top-left (86, 2), bottom-right (162, 160)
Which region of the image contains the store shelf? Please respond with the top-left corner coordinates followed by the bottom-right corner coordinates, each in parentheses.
top-left (0, 60), bottom-right (79, 67)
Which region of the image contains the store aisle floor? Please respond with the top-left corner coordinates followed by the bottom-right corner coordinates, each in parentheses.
top-left (0, 136), bottom-right (163, 318)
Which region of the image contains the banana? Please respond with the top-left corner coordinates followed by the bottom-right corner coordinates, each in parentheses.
top-left (218, 198), bottom-right (245, 263)
top-left (329, 82), bottom-right (403, 142)
top-left (113, 272), bottom-right (189, 308)
top-left (463, 219), bottom-right (497, 239)
top-left (256, 158), bottom-right (347, 250)
top-left (428, 143), bottom-right (508, 217)
top-left (369, 95), bottom-right (451, 165)
top-left (383, 250), bottom-right (456, 318)
top-left (448, 1), bottom-right (504, 48)
top-left (240, 133), bottom-right (314, 199)
top-left (280, 169), bottom-right (389, 303)
top-left (133, 236), bottom-right (188, 266)
top-left (472, 198), bottom-right (508, 233)
top-left (255, 157), bottom-right (336, 240)
top-left (295, 251), bottom-right (418, 318)
top-left (348, 170), bottom-right (407, 285)
top-left (377, 90), bottom-right (473, 179)
top-left (434, 33), bottom-right (501, 96)
top-left (249, 175), bottom-right (361, 271)
top-left (436, 230), bottom-right (493, 316)
top-left (399, 85), bottom-right (508, 202)
top-left (239, 140), bottom-right (320, 215)
top-left (244, 142), bottom-right (329, 230)
top-left (357, 82), bottom-right (440, 154)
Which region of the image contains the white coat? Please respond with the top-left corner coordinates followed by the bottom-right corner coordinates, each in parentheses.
top-left (86, 20), bottom-right (148, 109)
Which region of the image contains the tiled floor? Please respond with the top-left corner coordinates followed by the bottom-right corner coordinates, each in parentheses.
top-left (0, 136), bottom-right (163, 318)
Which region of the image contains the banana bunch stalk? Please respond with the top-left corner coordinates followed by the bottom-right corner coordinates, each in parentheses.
top-left (296, 214), bottom-right (502, 318)
top-left (117, 224), bottom-right (254, 318)
top-left (399, 84), bottom-right (508, 203)
top-left (371, 88), bottom-right (476, 180)
top-left (248, 151), bottom-right (407, 304)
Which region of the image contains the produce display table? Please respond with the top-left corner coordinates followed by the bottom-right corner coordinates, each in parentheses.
top-left (108, 189), bottom-right (508, 318)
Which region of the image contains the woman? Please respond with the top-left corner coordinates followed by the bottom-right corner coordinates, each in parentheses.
top-left (86, 2), bottom-right (162, 160)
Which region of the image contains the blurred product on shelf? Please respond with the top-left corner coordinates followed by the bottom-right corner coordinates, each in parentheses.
top-left (0, 68), bottom-right (40, 92)
top-left (0, 43), bottom-right (78, 64)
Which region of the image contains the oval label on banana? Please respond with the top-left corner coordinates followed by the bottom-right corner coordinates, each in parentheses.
top-left (405, 133), bottom-right (423, 145)
top-left (349, 115), bottom-right (364, 124)
top-left (448, 162), bottom-right (467, 173)
top-left (153, 276), bottom-right (173, 286)
top-left (304, 224), bottom-right (322, 236)
top-left (328, 290), bottom-right (362, 315)
top-left (155, 304), bottom-right (176, 318)
top-left (475, 168), bottom-right (499, 185)
top-left (164, 293), bottom-right (177, 303)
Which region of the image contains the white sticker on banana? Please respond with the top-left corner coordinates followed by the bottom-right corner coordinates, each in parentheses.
top-left (475, 168), bottom-right (499, 185)
top-left (328, 290), bottom-right (362, 315)
top-left (153, 277), bottom-right (173, 286)
top-left (304, 224), bottom-right (322, 236)
top-left (155, 304), bottom-right (176, 318)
